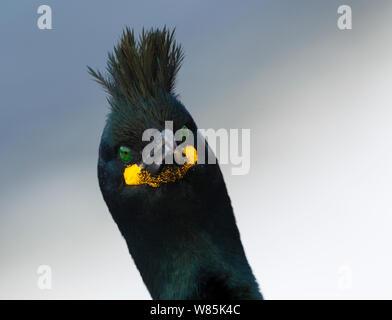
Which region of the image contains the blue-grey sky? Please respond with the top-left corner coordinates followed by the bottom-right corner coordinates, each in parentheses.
top-left (1, 0), bottom-right (392, 299)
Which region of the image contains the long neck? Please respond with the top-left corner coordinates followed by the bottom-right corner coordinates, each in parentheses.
top-left (114, 186), bottom-right (262, 299)
top-left (99, 154), bottom-right (263, 299)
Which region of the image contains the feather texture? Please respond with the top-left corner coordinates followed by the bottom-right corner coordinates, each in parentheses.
top-left (88, 26), bottom-right (184, 106)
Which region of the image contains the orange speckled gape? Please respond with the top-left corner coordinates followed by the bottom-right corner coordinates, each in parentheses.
top-left (124, 145), bottom-right (197, 187)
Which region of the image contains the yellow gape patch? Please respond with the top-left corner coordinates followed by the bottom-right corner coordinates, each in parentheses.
top-left (123, 146), bottom-right (198, 188)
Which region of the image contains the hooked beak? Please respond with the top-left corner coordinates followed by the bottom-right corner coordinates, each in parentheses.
top-left (143, 129), bottom-right (177, 175)
top-left (123, 129), bottom-right (197, 187)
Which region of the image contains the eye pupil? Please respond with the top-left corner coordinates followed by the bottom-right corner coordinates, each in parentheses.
top-left (119, 146), bottom-right (132, 163)
top-left (181, 125), bottom-right (188, 142)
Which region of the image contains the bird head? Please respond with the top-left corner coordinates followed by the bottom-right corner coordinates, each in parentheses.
top-left (89, 27), bottom-right (221, 224)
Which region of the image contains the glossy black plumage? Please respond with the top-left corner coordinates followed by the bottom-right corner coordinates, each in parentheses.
top-left (90, 27), bottom-right (262, 300)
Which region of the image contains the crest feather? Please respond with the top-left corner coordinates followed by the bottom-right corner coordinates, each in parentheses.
top-left (88, 26), bottom-right (184, 105)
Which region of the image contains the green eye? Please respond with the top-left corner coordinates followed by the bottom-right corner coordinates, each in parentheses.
top-left (181, 126), bottom-right (189, 142)
top-left (119, 146), bottom-right (132, 163)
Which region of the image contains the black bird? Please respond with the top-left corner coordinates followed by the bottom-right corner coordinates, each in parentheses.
top-left (89, 27), bottom-right (263, 300)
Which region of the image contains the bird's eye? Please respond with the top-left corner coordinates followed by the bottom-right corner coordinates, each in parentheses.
top-left (119, 146), bottom-right (132, 163)
top-left (181, 126), bottom-right (190, 142)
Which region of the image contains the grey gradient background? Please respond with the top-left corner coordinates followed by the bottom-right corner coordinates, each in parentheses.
top-left (1, 0), bottom-right (392, 299)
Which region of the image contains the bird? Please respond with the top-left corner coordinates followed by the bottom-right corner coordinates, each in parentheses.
top-left (88, 27), bottom-right (263, 300)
